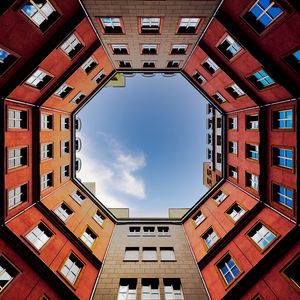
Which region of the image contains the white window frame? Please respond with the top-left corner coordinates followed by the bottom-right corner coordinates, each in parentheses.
top-left (71, 92), bottom-right (85, 104)
top-left (60, 254), bottom-right (83, 285)
top-left (193, 212), bottom-right (205, 226)
top-left (142, 280), bottom-right (160, 300)
top-left (203, 228), bottom-right (219, 248)
top-left (248, 173), bottom-right (259, 190)
top-left (41, 172), bottom-right (52, 190)
top-left (54, 203), bottom-right (73, 222)
top-left (41, 114), bottom-right (52, 129)
top-left (81, 56), bottom-right (97, 73)
top-left (249, 223), bottom-right (276, 250)
top-left (54, 84), bottom-right (72, 98)
top-left (179, 17), bottom-right (200, 30)
top-left (0, 257), bottom-right (18, 292)
top-left (124, 248), bottom-right (139, 261)
top-left (80, 227), bottom-right (97, 248)
top-left (213, 191), bottom-right (227, 204)
top-left (160, 248), bottom-right (176, 261)
top-left (25, 69), bottom-right (49, 88)
top-left (8, 147), bottom-right (27, 169)
top-left (60, 34), bottom-right (82, 57)
top-left (171, 44), bottom-right (188, 53)
top-left (25, 223), bottom-right (52, 250)
top-left (41, 143), bottom-right (52, 160)
top-left (93, 210), bottom-right (105, 226)
top-left (8, 109), bottom-right (27, 129)
top-left (118, 281), bottom-right (137, 300)
top-left (164, 280), bottom-right (184, 300)
top-left (227, 204), bottom-right (245, 222)
top-left (8, 184), bottom-right (26, 209)
top-left (142, 248), bottom-right (158, 261)
top-left (100, 17), bottom-right (121, 29)
top-left (203, 57), bottom-right (219, 73)
top-left (220, 35), bottom-right (242, 57)
top-left (229, 83), bottom-right (245, 97)
top-left (71, 190), bottom-right (85, 205)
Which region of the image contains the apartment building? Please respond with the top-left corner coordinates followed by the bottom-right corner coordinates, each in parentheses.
top-left (0, 0), bottom-right (299, 299)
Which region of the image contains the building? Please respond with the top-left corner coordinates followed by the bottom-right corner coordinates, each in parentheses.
top-left (0, 0), bottom-right (299, 299)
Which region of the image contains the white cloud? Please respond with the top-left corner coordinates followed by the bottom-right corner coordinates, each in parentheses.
top-left (77, 132), bottom-right (146, 208)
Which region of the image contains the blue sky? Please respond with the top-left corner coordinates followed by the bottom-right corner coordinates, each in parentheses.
top-left (77, 73), bottom-right (208, 217)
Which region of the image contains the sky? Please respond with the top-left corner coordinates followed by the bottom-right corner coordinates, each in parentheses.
top-left (77, 73), bottom-right (209, 217)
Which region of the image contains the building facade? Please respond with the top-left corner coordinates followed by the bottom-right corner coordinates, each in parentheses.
top-left (0, 0), bottom-right (299, 299)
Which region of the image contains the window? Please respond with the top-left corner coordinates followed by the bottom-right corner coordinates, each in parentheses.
top-left (71, 92), bottom-right (85, 104)
top-left (229, 141), bottom-right (238, 155)
top-left (41, 172), bottom-right (53, 190)
top-left (80, 227), bottom-right (97, 248)
top-left (248, 69), bottom-right (275, 89)
top-left (160, 248), bottom-right (176, 261)
top-left (61, 140), bottom-right (69, 156)
top-left (226, 203), bottom-right (246, 222)
top-left (217, 135), bottom-right (222, 146)
top-left (60, 116), bottom-right (69, 130)
top-left (143, 61), bottom-right (155, 68)
top-left (141, 44), bottom-right (157, 55)
top-left (41, 114), bottom-right (53, 129)
top-left (248, 222), bottom-right (276, 250)
top-left (124, 248), bottom-right (139, 261)
top-left (202, 228), bottom-right (219, 249)
top-left (128, 226), bottom-right (141, 236)
top-left (226, 84), bottom-right (245, 98)
top-left (142, 279), bottom-right (160, 300)
top-left (282, 255), bottom-right (300, 290)
top-left (202, 58), bottom-right (219, 74)
top-left (112, 44), bottom-right (129, 54)
top-left (163, 279), bottom-right (184, 300)
top-left (217, 153), bottom-right (222, 163)
top-left (100, 17), bottom-right (124, 34)
top-left (93, 70), bottom-right (106, 84)
top-left (8, 184), bottom-right (27, 209)
top-left (140, 17), bottom-right (161, 34)
top-left (193, 211), bottom-right (205, 226)
top-left (81, 57), bottom-right (97, 74)
top-left (142, 248), bottom-right (157, 261)
top-left (54, 203), bottom-right (73, 222)
top-left (25, 222), bottom-right (53, 250)
top-left (217, 35), bottom-right (242, 59)
top-left (244, 0), bottom-right (283, 33)
top-left (273, 147), bottom-right (293, 169)
top-left (212, 92), bottom-right (226, 104)
top-left (119, 60), bottom-right (131, 68)
top-left (213, 190), bottom-right (227, 204)
top-left (8, 147), bottom-right (27, 169)
top-left (272, 109), bottom-right (292, 129)
top-left (21, 0), bottom-right (59, 32)
top-left (177, 17), bottom-right (201, 34)
top-left (246, 172), bottom-right (259, 191)
top-left (228, 117), bottom-right (237, 130)
top-left (192, 71), bottom-right (205, 84)
top-left (217, 254), bottom-right (241, 285)
top-left (60, 253), bottom-right (84, 285)
top-left (54, 84), bottom-right (73, 98)
top-left (229, 165), bottom-right (238, 180)
top-left (71, 190), bottom-right (85, 205)
top-left (167, 61), bottom-right (180, 68)
top-left (93, 210), bottom-right (105, 226)
top-left (118, 279), bottom-right (137, 300)
top-left (143, 227), bottom-right (155, 236)
top-left (0, 256), bottom-right (18, 293)
top-left (41, 143), bottom-right (53, 160)
top-left (60, 165), bottom-right (69, 181)
top-left (217, 118), bottom-right (222, 129)
top-left (285, 49), bottom-right (300, 74)
top-left (7, 109), bottom-right (27, 129)
top-left (0, 48), bottom-right (18, 75)
top-left (246, 144), bottom-right (259, 160)
top-left (157, 227), bottom-right (170, 236)
top-left (246, 115), bottom-right (259, 129)
top-left (207, 134), bottom-right (212, 144)
top-left (25, 69), bottom-right (52, 89)
top-left (171, 44), bottom-right (188, 55)
top-left (272, 183), bottom-right (293, 209)
top-left (75, 138), bottom-right (82, 152)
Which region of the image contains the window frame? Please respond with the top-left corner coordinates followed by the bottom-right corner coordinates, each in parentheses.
top-left (212, 92), bottom-right (227, 104)
top-left (284, 48), bottom-right (300, 74)
top-left (142, 247), bottom-right (158, 262)
top-left (24, 68), bottom-right (53, 90)
top-left (124, 247), bottom-right (139, 262)
top-left (98, 17), bottom-right (125, 34)
top-left (271, 107), bottom-right (294, 131)
top-left (7, 107), bottom-right (28, 131)
top-left (160, 247), bottom-right (176, 261)
top-left (58, 251), bottom-right (85, 287)
top-left (81, 56), bottom-right (97, 74)
top-left (138, 17), bottom-right (162, 34)
top-left (228, 141), bottom-right (238, 156)
top-left (245, 143), bottom-right (259, 161)
top-left (140, 44), bottom-right (159, 55)
top-left (80, 226), bottom-right (98, 250)
top-left (281, 253), bottom-right (300, 292)
top-left (246, 220), bottom-right (279, 253)
top-left (60, 164), bottom-right (70, 182)
top-left (228, 116), bottom-right (238, 131)
top-left (24, 221), bottom-right (54, 252)
top-left (193, 210), bottom-right (206, 226)
top-left (93, 210), bottom-right (105, 227)
top-left (54, 83), bottom-right (73, 99)
top-left (0, 45), bottom-right (19, 76)
top-left (70, 190), bottom-right (86, 205)
top-left (201, 226), bottom-right (220, 250)
top-left (7, 146), bottom-right (28, 170)
top-left (0, 255), bottom-right (20, 293)
top-left (225, 202), bottom-right (247, 224)
top-left (225, 83), bottom-right (245, 99)
top-left (176, 17), bottom-right (203, 34)
top-left (170, 44), bottom-right (189, 55)
top-left (245, 171), bottom-right (259, 192)
top-left (117, 60), bottom-right (132, 68)
top-left (202, 57), bottom-right (220, 75)
top-left (271, 181), bottom-right (294, 212)
top-left (40, 142), bottom-right (53, 161)
top-left (212, 190), bottom-right (228, 206)
top-left (60, 140), bottom-right (70, 156)
top-left (245, 114), bottom-right (259, 130)
top-left (40, 113), bottom-right (53, 130)
top-left (271, 145), bottom-right (294, 172)
top-left (110, 44), bottom-right (129, 55)
top-left (40, 172), bottom-right (53, 191)
top-left (215, 252), bottom-right (243, 288)
top-left (7, 182), bottom-right (28, 210)
top-left (216, 33), bottom-right (243, 61)
top-left (247, 68), bottom-right (276, 90)
top-left (228, 165), bottom-right (238, 181)
top-left (54, 202), bottom-right (73, 222)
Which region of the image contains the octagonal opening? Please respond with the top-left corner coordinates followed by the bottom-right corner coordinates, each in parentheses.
top-left (75, 73), bottom-right (222, 217)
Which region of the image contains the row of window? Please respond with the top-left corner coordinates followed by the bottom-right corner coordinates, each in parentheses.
top-left (124, 247), bottom-right (176, 262)
top-left (117, 278), bottom-right (184, 300)
top-left (228, 108), bottom-right (293, 130)
top-left (99, 17), bottom-right (202, 35)
top-left (128, 226), bottom-right (170, 237)
top-left (117, 60), bottom-right (182, 69)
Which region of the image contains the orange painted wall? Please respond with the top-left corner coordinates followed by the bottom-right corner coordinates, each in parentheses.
top-left (42, 46), bottom-right (115, 112)
top-left (4, 101), bottom-right (33, 221)
top-left (0, 238), bottom-right (60, 300)
top-left (6, 205), bottom-right (99, 300)
top-left (184, 46), bottom-right (257, 112)
top-left (40, 108), bottom-right (71, 198)
top-left (8, 18), bottom-right (98, 104)
top-left (41, 180), bottom-right (115, 261)
top-left (200, 206), bottom-right (294, 300)
top-left (184, 181), bottom-right (258, 262)
top-left (227, 109), bottom-right (260, 195)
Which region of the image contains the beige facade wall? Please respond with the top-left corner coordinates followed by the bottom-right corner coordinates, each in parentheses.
top-left (93, 223), bottom-right (209, 299)
top-left (81, 0), bottom-right (220, 69)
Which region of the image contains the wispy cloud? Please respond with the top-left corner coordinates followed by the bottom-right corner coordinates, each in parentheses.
top-left (77, 132), bottom-right (146, 208)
